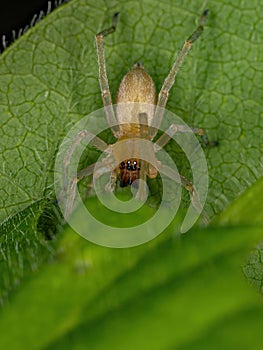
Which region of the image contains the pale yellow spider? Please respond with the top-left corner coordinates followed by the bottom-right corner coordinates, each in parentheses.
top-left (63, 10), bottom-right (216, 219)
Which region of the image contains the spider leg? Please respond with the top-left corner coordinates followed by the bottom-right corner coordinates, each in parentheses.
top-left (96, 12), bottom-right (120, 137)
top-left (158, 162), bottom-right (204, 215)
top-left (62, 129), bottom-right (113, 219)
top-left (64, 162), bottom-right (96, 220)
top-left (64, 152), bottom-right (117, 220)
top-left (154, 123), bottom-right (217, 150)
top-left (139, 111), bottom-right (149, 171)
top-left (134, 113), bottom-right (158, 200)
top-left (63, 130), bottom-right (108, 192)
top-left (105, 169), bottom-right (117, 192)
top-left (152, 10), bottom-right (208, 133)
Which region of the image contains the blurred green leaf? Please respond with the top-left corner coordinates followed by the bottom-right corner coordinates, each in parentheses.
top-left (0, 222), bottom-right (262, 349)
top-left (215, 175), bottom-right (263, 226)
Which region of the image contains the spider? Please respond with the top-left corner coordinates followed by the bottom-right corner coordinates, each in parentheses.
top-left (63, 10), bottom-right (216, 220)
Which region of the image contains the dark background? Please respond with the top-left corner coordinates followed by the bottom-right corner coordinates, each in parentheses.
top-left (0, 0), bottom-right (59, 51)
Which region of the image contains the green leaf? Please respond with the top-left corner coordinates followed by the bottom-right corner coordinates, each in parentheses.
top-left (0, 199), bottom-right (58, 302)
top-left (1, 0), bottom-right (262, 220)
top-left (0, 0), bottom-right (263, 348)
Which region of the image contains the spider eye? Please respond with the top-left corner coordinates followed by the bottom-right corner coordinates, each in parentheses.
top-left (132, 160), bottom-right (137, 171)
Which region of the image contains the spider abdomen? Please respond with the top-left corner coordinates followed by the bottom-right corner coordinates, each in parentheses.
top-left (116, 64), bottom-right (156, 136)
top-left (116, 64), bottom-right (156, 104)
